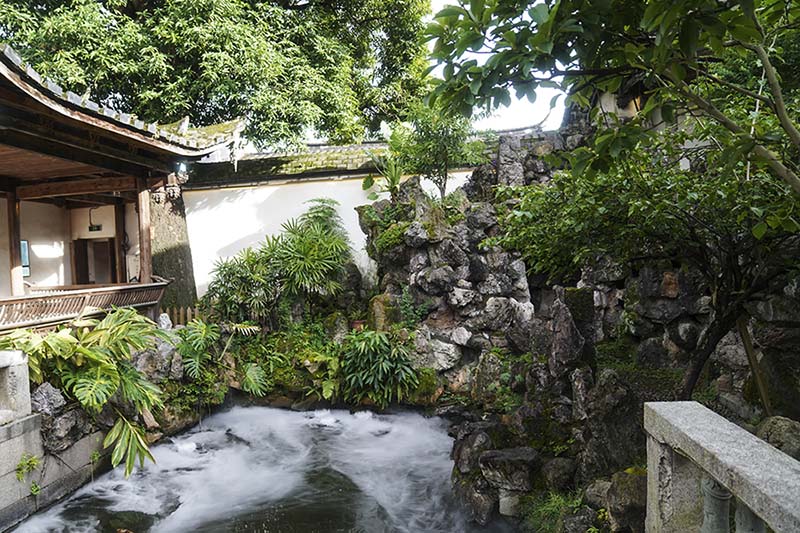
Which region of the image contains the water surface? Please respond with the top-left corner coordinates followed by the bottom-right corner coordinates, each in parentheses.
top-left (15, 407), bottom-right (513, 533)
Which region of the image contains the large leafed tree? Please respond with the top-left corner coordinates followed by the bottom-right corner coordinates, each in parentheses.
top-left (427, 0), bottom-right (800, 194)
top-left (0, 0), bottom-right (430, 146)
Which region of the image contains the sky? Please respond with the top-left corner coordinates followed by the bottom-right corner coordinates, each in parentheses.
top-left (429, 0), bottom-right (565, 132)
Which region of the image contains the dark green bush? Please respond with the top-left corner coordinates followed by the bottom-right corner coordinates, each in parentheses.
top-left (340, 329), bottom-right (418, 408)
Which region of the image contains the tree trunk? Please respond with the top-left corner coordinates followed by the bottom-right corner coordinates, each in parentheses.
top-left (679, 312), bottom-right (739, 400)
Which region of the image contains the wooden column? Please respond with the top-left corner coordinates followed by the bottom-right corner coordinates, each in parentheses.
top-left (7, 190), bottom-right (23, 296)
top-left (114, 199), bottom-right (127, 283)
top-left (136, 176), bottom-right (152, 284)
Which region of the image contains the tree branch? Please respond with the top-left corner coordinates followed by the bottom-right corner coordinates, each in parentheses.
top-left (746, 43), bottom-right (800, 153)
top-left (670, 79), bottom-right (800, 195)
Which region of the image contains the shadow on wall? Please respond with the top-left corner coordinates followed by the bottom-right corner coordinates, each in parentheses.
top-left (183, 179), bottom-right (375, 296)
top-left (182, 172), bottom-right (473, 296)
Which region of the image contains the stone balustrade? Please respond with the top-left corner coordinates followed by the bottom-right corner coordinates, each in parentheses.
top-left (645, 401), bottom-right (800, 532)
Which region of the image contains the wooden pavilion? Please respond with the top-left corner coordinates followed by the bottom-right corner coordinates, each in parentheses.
top-left (0, 44), bottom-right (241, 330)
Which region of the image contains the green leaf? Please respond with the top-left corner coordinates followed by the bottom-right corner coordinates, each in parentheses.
top-left (679, 18), bottom-right (700, 58)
top-left (752, 221), bottom-right (768, 239)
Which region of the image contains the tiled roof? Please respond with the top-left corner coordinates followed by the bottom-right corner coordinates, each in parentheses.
top-left (0, 43), bottom-right (242, 153)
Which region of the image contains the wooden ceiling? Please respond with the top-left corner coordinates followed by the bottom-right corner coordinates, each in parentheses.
top-left (0, 144), bottom-right (109, 181)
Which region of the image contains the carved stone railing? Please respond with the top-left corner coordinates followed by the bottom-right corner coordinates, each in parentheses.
top-left (645, 401), bottom-right (800, 532)
top-left (0, 282), bottom-right (168, 332)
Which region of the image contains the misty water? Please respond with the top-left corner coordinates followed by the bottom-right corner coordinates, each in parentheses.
top-left (14, 407), bottom-right (514, 533)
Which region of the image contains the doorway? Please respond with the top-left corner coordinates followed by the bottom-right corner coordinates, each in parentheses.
top-left (72, 238), bottom-right (118, 285)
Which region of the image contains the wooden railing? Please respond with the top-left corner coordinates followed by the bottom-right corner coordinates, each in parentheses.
top-left (0, 282), bottom-right (168, 332)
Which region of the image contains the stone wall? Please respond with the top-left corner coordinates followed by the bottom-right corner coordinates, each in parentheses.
top-left (0, 354), bottom-right (107, 531)
top-left (357, 126), bottom-right (800, 528)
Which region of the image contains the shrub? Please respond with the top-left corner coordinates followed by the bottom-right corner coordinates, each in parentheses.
top-left (340, 329), bottom-right (418, 409)
top-left (0, 308), bottom-right (168, 477)
top-left (176, 319), bottom-right (267, 397)
top-left (202, 198), bottom-right (352, 327)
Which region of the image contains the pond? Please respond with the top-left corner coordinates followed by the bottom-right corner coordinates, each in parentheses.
top-left (14, 407), bottom-right (515, 532)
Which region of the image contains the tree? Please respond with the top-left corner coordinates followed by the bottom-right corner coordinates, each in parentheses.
top-left (493, 127), bottom-right (800, 399)
top-left (0, 0), bottom-right (430, 146)
top-left (427, 0), bottom-right (800, 194)
top-left (389, 102), bottom-right (486, 199)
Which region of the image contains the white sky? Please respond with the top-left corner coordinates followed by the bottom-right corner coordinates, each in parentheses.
top-left (429, 0), bottom-right (565, 132)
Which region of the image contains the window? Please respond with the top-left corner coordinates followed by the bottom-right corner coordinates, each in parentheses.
top-left (20, 240), bottom-right (30, 278)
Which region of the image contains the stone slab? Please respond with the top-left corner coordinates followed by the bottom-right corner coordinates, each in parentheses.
top-left (0, 430), bottom-right (44, 477)
top-left (0, 351), bottom-right (25, 369)
top-left (644, 401), bottom-right (800, 532)
top-left (0, 414), bottom-right (39, 445)
top-left (40, 431), bottom-right (104, 487)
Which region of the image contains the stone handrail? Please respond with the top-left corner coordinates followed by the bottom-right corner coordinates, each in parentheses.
top-left (644, 401), bottom-right (800, 532)
top-left (0, 282), bottom-right (168, 332)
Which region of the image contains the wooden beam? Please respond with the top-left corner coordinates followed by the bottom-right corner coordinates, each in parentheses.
top-left (0, 121), bottom-right (162, 176)
top-left (136, 176), bottom-right (152, 283)
top-left (114, 200), bottom-right (127, 283)
top-left (7, 189), bottom-right (23, 295)
top-left (17, 176), bottom-right (136, 199)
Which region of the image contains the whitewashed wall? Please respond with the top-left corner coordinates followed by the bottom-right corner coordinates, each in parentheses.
top-left (184, 171), bottom-right (472, 297)
top-left (0, 199), bottom-right (73, 297)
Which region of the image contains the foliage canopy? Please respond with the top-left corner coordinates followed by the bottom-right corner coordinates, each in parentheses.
top-left (428, 0), bottom-right (800, 193)
top-left (494, 127), bottom-right (800, 397)
top-left (0, 0), bottom-right (431, 146)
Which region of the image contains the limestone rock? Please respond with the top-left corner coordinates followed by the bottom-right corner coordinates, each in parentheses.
top-left (478, 447), bottom-right (540, 491)
top-left (584, 479), bottom-right (612, 509)
top-left (30, 382), bottom-right (66, 417)
top-left (577, 370), bottom-right (643, 484)
top-left (453, 473), bottom-right (497, 526)
top-left (498, 489), bottom-right (524, 517)
top-left (757, 416), bottom-right (800, 460)
top-left (41, 407), bottom-right (94, 453)
top-left (549, 300), bottom-right (586, 378)
top-left (606, 470), bottom-right (647, 532)
top-left (367, 293), bottom-right (398, 331)
top-left (413, 327), bottom-right (462, 371)
top-left (561, 506), bottom-right (596, 533)
top-left (542, 457), bottom-right (577, 491)
top-left (158, 313), bottom-right (173, 330)
top-left (416, 266), bottom-right (457, 295)
top-left (453, 430), bottom-right (493, 474)
top-left (132, 336), bottom-right (180, 383)
top-left (570, 367), bottom-right (593, 421)
top-left (404, 221), bottom-right (430, 248)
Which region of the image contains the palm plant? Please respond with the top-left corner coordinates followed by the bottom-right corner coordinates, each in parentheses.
top-left (202, 198), bottom-right (353, 326)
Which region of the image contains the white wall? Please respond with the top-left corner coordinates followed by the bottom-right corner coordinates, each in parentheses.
top-left (184, 172), bottom-right (471, 296)
top-left (70, 205), bottom-right (116, 240)
top-left (70, 204), bottom-right (140, 282)
top-left (0, 199), bottom-right (73, 297)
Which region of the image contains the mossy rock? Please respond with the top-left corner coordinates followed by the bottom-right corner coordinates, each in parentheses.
top-left (564, 287), bottom-right (594, 324)
top-left (409, 367), bottom-right (442, 406)
top-left (367, 294), bottom-right (400, 331)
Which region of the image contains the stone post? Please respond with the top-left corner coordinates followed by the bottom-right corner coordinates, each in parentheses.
top-left (735, 501), bottom-right (766, 533)
top-left (0, 351), bottom-right (31, 425)
top-left (700, 476), bottom-right (731, 533)
top-left (645, 435), bottom-right (704, 532)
